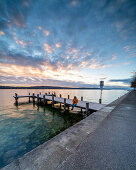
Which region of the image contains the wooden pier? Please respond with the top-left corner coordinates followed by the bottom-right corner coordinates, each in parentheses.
top-left (13, 93), bottom-right (106, 114)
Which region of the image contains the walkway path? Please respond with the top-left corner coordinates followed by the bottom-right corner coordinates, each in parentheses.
top-left (57, 91), bottom-right (136, 170)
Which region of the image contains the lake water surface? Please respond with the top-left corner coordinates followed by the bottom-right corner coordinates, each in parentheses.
top-left (0, 89), bottom-right (127, 168)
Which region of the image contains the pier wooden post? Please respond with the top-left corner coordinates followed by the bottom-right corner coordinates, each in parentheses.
top-left (29, 93), bottom-right (31, 103)
top-left (86, 103), bottom-right (89, 115)
top-left (52, 94), bottom-right (54, 107)
top-left (60, 94), bottom-right (62, 108)
top-left (15, 93), bottom-right (18, 104)
top-left (33, 93), bottom-right (35, 103)
top-left (64, 98), bottom-right (66, 112)
top-left (43, 95), bottom-right (45, 105)
top-left (44, 93), bottom-right (47, 104)
top-left (68, 95), bottom-right (70, 99)
top-left (37, 94), bottom-right (39, 104)
top-left (81, 96), bottom-right (83, 112)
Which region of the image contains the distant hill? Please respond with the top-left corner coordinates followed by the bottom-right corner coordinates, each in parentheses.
top-left (0, 85), bottom-right (99, 89)
top-left (0, 85), bottom-right (130, 90)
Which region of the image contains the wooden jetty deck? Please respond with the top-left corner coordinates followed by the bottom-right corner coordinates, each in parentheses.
top-left (13, 93), bottom-right (106, 113)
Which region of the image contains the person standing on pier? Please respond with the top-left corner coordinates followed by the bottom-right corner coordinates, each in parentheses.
top-left (71, 96), bottom-right (78, 110)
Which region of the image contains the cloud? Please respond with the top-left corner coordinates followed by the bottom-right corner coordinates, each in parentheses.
top-left (0, 0), bottom-right (135, 87)
top-left (13, 36), bottom-right (27, 48)
top-left (109, 78), bottom-right (132, 85)
top-left (124, 46), bottom-right (131, 52)
top-left (43, 43), bottom-right (54, 54)
top-left (123, 62), bottom-right (130, 65)
top-left (89, 58), bottom-right (112, 69)
top-left (56, 43), bottom-right (61, 48)
top-left (0, 31), bottom-right (5, 35)
top-left (0, 75), bottom-right (98, 88)
top-left (43, 30), bottom-right (50, 36)
top-left (38, 26), bottom-right (42, 30)
top-left (71, 0), bottom-right (78, 6)
top-left (112, 54), bottom-right (117, 60)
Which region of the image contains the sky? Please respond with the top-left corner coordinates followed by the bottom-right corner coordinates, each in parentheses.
top-left (0, 0), bottom-right (136, 88)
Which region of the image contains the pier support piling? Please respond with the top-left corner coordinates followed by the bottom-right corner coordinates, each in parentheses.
top-left (60, 94), bottom-right (62, 108)
top-left (52, 94), bottom-right (54, 107)
top-left (43, 95), bottom-right (46, 105)
top-left (29, 93), bottom-right (31, 103)
top-left (81, 96), bottom-right (83, 112)
top-left (64, 98), bottom-right (66, 112)
top-left (86, 103), bottom-right (89, 115)
top-left (37, 94), bottom-right (39, 104)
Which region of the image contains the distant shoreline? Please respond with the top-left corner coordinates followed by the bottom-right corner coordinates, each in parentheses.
top-left (0, 86), bottom-right (129, 90)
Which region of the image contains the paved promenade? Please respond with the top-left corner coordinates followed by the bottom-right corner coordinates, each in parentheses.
top-left (57, 91), bottom-right (136, 170)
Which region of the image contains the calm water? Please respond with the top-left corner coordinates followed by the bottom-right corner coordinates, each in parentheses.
top-left (0, 89), bottom-right (127, 168)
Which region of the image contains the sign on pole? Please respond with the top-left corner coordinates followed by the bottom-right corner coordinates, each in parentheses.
top-left (100, 81), bottom-right (104, 90)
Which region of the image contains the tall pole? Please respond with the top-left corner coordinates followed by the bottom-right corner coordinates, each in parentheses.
top-left (99, 81), bottom-right (104, 104)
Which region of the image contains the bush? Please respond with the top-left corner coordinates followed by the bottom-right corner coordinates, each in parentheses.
top-left (131, 74), bottom-right (136, 90)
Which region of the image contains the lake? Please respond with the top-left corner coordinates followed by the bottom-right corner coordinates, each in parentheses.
top-left (0, 89), bottom-right (127, 168)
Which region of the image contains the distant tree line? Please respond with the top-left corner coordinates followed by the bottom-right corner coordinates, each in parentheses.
top-left (131, 73), bottom-right (136, 90)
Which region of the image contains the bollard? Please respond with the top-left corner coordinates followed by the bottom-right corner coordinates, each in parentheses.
top-left (29, 93), bottom-right (31, 103)
top-left (59, 94), bottom-right (62, 108)
top-left (81, 96), bottom-right (83, 112)
top-left (64, 98), bottom-right (66, 112)
top-left (86, 103), bottom-right (89, 115)
top-left (37, 94), bottom-right (39, 103)
top-left (44, 94), bottom-right (47, 104)
top-left (52, 94), bottom-right (54, 107)
top-left (43, 95), bottom-right (45, 105)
